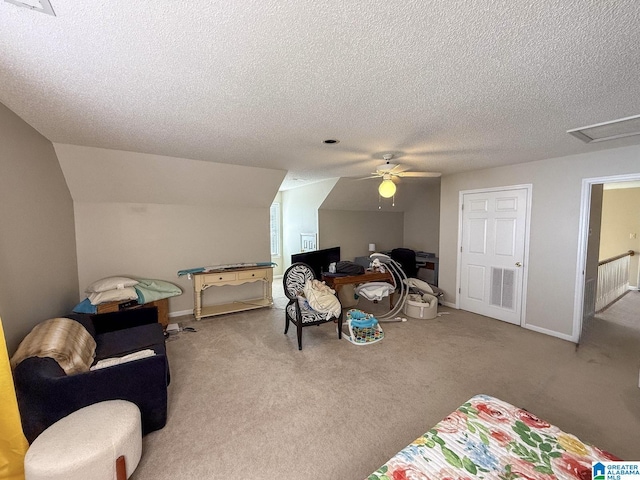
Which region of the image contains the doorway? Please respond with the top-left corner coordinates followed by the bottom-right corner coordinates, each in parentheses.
top-left (576, 173), bottom-right (640, 344)
top-left (457, 185), bottom-right (532, 325)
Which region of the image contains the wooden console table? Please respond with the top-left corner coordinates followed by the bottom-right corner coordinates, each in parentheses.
top-left (192, 266), bottom-right (273, 320)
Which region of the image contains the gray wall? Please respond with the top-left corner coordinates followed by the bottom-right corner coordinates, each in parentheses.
top-left (0, 104), bottom-right (79, 354)
top-left (55, 144), bottom-right (286, 314)
top-left (318, 209), bottom-right (404, 260)
top-left (317, 177), bottom-right (440, 260)
top-left (403, 181), bottom-right (441, 255)
top-left (440, 145), bottom-right (640, 341)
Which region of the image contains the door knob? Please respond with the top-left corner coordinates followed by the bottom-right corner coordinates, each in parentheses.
top-left (515, 262), bottom-right (522, 267)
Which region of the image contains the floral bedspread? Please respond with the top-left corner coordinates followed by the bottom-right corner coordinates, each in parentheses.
top-left (367, 394), bottom-right (621, 480)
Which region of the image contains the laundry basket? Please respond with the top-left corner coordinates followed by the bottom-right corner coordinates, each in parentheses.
top-left (403, 293), bottom-right (438, 319)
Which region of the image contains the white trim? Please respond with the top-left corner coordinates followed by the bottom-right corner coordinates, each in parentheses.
top-left (575, 172), bottom-right (640, 342)
top-left (523, 324), bottom-right (575, 343)
top-left (456, 184), bottom-right (533, 327)
top-left (441, 301), bottom-right (457, 309)
top-left (169, 309), bottom-right (193, 318)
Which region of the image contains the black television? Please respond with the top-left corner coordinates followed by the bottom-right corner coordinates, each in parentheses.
top-left (291, 246), bottom-right (340, 278)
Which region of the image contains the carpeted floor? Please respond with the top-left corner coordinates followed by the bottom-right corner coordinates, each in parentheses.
top-left (130, 288), bottom-right (640, 479)
top-left (596, 290), bottom-right (640, 329)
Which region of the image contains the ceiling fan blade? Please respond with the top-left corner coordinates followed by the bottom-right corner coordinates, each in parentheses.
top-left (389, 164), bottom-right (403, 174)
top-left (396, 171), bottom-right (442, 178)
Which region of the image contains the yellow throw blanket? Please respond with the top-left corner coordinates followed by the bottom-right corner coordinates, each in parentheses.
top-left (10, 318), bottom-right (96, 375)
top-left (1, 317), bottom-right (28, 480)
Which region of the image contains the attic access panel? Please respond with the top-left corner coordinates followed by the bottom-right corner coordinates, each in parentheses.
top-left (568, 114), bottom-right (640, 143)
top-left (4, 0), bottom-right (55, 16)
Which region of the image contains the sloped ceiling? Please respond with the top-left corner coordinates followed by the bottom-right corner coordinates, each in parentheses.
top-left (320, 177), bottom-right (439, 212)
top-left (2, 1), bottom-right (640, 190)
top-left (55, 144), bottom-right (286, 207)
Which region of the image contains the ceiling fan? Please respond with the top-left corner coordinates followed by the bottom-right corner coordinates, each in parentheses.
top-left (366, 154), bottom-right (441, 198)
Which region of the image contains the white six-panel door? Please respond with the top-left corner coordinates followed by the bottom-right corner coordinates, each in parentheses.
top-left (459, 187), bottom-right (529, 325)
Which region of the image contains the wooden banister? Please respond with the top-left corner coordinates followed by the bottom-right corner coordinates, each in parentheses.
top-left (599, 250), bottom-right (634, 266)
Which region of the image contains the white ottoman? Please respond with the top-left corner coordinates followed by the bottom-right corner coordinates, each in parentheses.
top-left (25, 400), bottom-right (142, 480)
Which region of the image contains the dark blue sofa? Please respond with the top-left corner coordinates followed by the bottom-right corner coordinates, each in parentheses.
top-left (13, 307), bottom-right (170, 443)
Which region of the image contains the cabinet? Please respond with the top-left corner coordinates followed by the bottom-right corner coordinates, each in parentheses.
top-left (192, 266), bottom-right (273, 320)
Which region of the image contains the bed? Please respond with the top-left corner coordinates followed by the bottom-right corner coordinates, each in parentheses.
top-left (367, 394), bottom-right (621, 480)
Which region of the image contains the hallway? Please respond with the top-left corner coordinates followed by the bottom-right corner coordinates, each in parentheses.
top-left (596, 289), bottom-right (640, 330)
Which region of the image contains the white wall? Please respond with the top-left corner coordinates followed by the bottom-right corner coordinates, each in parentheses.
top-left (281, 179), bottom-right (338, 270)
top-left (271, 191), bottom-right (284, 276)
top-left (440, 144), bottom-right (640, 341)
top-left (0, 104), bottom-right (79, 353)
top-left (55, 144), bottom-right (285, 314)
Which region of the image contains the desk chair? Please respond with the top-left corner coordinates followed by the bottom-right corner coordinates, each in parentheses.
top-left (390, 248), bottom-right (418, 278)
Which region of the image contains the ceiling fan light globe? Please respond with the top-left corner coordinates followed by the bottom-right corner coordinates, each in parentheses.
top-left (378, 179), bottom-right (396, 198)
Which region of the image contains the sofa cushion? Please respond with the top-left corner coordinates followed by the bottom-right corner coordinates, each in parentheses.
top-left (95, 323), bottom-right (165, 360)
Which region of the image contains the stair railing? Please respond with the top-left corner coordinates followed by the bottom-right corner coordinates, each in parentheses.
top-left (596, 250), bottom-right (635, 312)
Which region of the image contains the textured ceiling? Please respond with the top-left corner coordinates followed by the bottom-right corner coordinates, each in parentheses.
top-left (2, 0), bottom-right (640, 190)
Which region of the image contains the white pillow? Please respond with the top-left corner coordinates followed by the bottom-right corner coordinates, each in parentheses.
top-left (88, 287), bottom-right (138, 305)
top-left (85, 276), bottom-right (138, 293)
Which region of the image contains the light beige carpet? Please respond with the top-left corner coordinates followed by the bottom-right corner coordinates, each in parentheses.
top-left (131, 291), bottom-right (640, 479)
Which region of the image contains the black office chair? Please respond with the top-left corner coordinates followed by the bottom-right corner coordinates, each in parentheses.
top-left (390, 248), bottom-right (417, 278)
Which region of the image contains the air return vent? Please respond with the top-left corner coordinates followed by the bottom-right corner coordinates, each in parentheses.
top-left (4, 0), bottom-right (55, 16)
top-left (567, 114), bottom-right (640, 143)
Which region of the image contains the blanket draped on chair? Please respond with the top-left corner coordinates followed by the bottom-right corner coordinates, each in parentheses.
top-left (10, 318), bottom-right (96, 375)
top-left (303, 279), bottom-right (342, 319)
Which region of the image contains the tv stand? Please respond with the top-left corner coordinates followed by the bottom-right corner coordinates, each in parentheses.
top-left (191, 266), bottom-right (273, 320)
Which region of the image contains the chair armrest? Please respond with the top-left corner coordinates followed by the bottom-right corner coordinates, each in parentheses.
top-left (15, 354), bottom-right (168, 442)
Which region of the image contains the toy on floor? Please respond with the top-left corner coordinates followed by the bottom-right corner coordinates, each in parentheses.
top-left (343, 309), bottom-right (384, 345)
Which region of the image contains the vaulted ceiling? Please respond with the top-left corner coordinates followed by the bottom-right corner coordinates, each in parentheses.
top-left (2, 0), bottom-right (640, 190)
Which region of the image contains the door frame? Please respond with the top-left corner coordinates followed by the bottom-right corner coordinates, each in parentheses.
top-left (455, 184), bottom-right (533, 327)
top-left (574, 172), bottom-right (640, 341)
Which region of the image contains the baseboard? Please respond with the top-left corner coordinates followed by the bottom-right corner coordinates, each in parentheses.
top-left (444, 303), bottom-right (577, 342)
top-left (523, 323), bottom-right (576, 343)
top-left (169, 309), bottom-right (193, 318)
